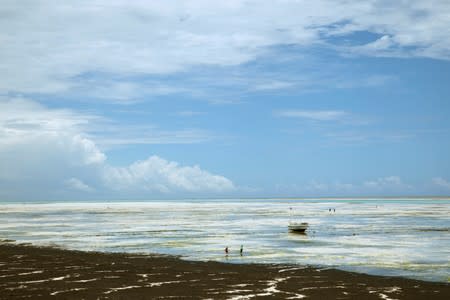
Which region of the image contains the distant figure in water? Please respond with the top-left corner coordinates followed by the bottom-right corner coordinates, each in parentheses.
top-left (240, 245), bottom-right (243, 256)
top-left (225, 246), bottom-right (229, 255)
top-left (329, 208), bottom-right (331, 212)
top-left (333, 208), bottom-right (336, 213)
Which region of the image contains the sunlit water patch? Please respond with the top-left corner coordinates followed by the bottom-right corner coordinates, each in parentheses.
top-left (0, 199), bottom-right (449, 282)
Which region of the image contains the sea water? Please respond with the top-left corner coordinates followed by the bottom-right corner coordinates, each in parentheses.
top-left (0, 199), bottom-right (449, 282)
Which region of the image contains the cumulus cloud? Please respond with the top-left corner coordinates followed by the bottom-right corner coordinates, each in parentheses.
top-left (65, 178), bottom-right (93, 192)
top-left (0, 99), bottom-right (234, 200)
top-left (104, 156), bottom-right (234, 194)
top-left (0, 99), bottom-right (105, 193)
top-left (1, 0), bottom-right (449, 95)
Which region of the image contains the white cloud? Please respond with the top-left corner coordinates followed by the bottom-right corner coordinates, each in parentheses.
top-left (432, 177), bottom-right (450, 190)
top-left (275, 110), bottom-right (347, 121)
top-left (0, 99), bottom-right (106, 188)
top-left (276, 176), bottom-right (412, 196)
top-left (1, 0), bottom-right (449, 95)
top-left (362, 176), bottom-right (411, 191)
top-left (0, 97), bottom-right (215, 148)
top-left (0, 130), bottom-right (105, 199)
top-left (104, 156), bottom-right (234, 194)
top-left (299, 180), bottom-right (355, 193)
top-left (65, 178), bottom-right (93, 192)
top-left (0, 99), bottom-right (234, 200)
top-left (334, 182), bottom-right (355, 191)
top-left (0, 98), bottom-right (97, 141)
top-left (303, 180), bottom-right (330, 192)
top-left (251, 80), bottom-right (296, 91)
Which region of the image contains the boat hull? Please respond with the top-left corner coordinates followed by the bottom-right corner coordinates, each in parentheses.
top-left (288, 222), bottom-right (308, 232)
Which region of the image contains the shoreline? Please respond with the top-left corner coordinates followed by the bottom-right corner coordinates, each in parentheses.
top-left (1, 242), bottom-right (449, 299)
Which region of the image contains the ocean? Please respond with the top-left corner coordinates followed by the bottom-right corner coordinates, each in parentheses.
top-left (0, 199), bottom-right (449, 283)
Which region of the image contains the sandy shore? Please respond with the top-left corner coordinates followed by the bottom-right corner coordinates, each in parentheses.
top-left (0, 243), bottom-right (449, 299)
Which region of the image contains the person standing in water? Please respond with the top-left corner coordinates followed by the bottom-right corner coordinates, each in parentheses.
top-left (225, 246), bottom-right (229, 255)
top-left (240, 245), bottom-right (243, 256)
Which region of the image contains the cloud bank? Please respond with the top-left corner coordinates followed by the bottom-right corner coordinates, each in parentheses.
top-left (276, 176), bottom-right (415, 197)
top-left (0, 99), bottom-right (234, 200)
top-left (432, 177), bottom-right (450, 190)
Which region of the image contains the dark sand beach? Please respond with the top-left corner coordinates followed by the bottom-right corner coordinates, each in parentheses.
top-left (1, 243), bottom-right (449, 299)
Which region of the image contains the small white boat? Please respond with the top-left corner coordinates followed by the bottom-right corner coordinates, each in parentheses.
top-left (288, 222), bottom-right (308, 232)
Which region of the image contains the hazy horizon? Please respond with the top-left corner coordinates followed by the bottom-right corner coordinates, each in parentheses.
top-left (2, 196), bottom-right (450, 204)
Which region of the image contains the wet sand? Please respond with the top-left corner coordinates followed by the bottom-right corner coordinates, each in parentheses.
top-left (0, 243), bottom-right (449, 299)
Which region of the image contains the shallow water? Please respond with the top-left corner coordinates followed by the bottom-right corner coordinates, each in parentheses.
top-left (0, 199), bottom-right (449, 282)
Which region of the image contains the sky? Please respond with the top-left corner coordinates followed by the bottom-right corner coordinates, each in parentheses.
top-left (1, 0), bottom-right (450, 201)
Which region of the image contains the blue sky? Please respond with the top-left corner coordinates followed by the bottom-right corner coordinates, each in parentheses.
top-left (1, 1), bottom-right (450, 200)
